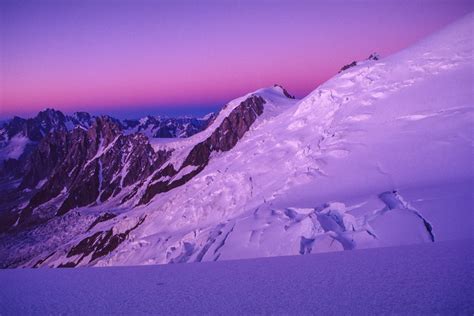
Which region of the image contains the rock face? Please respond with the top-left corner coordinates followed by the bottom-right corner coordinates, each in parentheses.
top-left (1, 107), bottom-right (214, 227)
top-left (19, 131), bottom-right (70, 190)
top-left (139, 95), bottom-right (266, 205)
top-left (339, 61), bottom-right (358, 73)
top-left (274, 84), bottom-right (296, 99)
top-left (17, 116), bottom-right (170, 226)
top-left (59, 215), bottom-right (146, 267)
top-left (0, 109), bottom-right (93, 177)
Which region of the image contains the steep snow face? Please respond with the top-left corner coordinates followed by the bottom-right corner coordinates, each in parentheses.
top-left (78, 13), bottom-right (474, 267)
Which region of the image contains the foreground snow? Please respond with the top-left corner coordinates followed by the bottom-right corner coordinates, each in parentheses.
top-left (0, 240), bottom-right (472, 314)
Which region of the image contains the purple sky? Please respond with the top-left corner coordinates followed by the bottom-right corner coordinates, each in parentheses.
top-left (0, 0), bottom-right (472, 119)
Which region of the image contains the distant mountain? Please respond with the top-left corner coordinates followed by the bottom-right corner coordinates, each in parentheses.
top-left (0, 109), bottom-right (92, 177)
top-left (0, 14), bottom-right (472, 268)
top-left (0, 109), bottom-right (92, 143)
top-left (122, 115), bottom-right (215, 138)
top-left (0, 109), bottom-right (215, 178)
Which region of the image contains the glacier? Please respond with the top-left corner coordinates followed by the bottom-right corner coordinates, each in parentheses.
top-left (0, 13), bottom-right (473, 269)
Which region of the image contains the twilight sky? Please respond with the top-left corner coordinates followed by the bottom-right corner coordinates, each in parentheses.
top-left (0, 0), bottom-right (472, 119)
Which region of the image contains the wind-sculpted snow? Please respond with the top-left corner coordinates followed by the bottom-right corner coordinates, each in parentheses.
top-left (84, 190), bottom-right (435, 266)
top-left (0, 240), bottom-right (472, 314)
top-left (0, 14), bottom-right (473, 268)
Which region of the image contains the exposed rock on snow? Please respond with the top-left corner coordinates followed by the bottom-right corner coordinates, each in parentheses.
top-left (338, 52), bottom-right (380, 73)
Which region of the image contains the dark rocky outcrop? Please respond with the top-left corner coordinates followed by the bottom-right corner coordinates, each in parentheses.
top-left (19, 130), bottom-right (69, 190)
top-left (338, 52), bottom-right (380, 73)
top-left (33, 252), bottom-right (55, 268)
top-left (368, 53), bottom-right (380, 61)
top-left (60, 215), bottom-right (146, 267)
top-left (274, 84), bottom-right (296, 99)
top-left (339, 61), bottom-right (358, 73)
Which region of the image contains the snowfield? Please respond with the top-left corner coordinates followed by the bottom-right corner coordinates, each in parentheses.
top-left (0, 240), bottom-right (472, 314)
top-left (79, 13), bottom-right (473, 267)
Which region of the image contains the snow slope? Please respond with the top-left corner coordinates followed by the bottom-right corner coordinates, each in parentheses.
top-left (1, 240), bottom-right (472, 314)
top-left (72, 13), bottom-right (474, 267)
top-left (5, 13), bottom-right (473, 268)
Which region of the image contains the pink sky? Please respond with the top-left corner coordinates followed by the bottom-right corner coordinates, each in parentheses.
top-left (0, 0), bottom-right (472, 118)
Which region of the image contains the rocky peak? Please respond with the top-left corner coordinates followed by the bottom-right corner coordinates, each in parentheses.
top-left (19, 129), bottom-right (70, 190)
top-left (71, 112), bottom-right (93, 127)
top-left (87, 116), bottom-right (122, 150)
top-left (2, 109), bottom-right (66, 142)
top-left (339, 61), bottom-right (358, 73)
top-left (37, 108), bottom-right (66, 122)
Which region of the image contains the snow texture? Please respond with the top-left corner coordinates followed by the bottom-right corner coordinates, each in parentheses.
top-left (0, 240), bottom-right (472, 314)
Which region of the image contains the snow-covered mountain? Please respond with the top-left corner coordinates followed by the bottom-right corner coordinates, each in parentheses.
top-left (122, 115), bottom-right (214, 139)
top-left (0, 109), bottom-right (92, 176)
top-left (0, 110), bottom-right (214, 179)
top-left (0, 13), bottom-right (472, 268)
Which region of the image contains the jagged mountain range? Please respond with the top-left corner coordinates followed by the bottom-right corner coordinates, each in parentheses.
top-left (0, 109), bottom-right (214, 177)
top-left (0, 14), bottom-right (473, 268)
